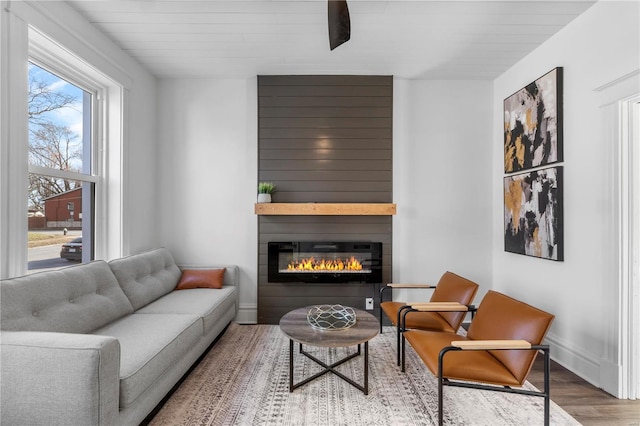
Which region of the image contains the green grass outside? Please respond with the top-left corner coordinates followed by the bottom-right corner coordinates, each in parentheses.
top-left (28, 232), bottom-right (75, 248)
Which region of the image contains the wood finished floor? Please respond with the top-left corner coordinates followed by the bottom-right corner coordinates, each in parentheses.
top-left (528, 357), bottom-right (640, 425)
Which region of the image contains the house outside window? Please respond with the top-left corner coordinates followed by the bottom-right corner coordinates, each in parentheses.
top-left (26, 62), bottom-right (95, 271)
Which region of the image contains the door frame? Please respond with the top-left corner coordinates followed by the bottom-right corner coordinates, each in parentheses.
top-left (596, 70), bottom-right (639, 399)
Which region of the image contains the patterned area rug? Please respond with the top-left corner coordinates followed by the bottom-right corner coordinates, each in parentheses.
top-left (149, 323), bottom-right (579, 426)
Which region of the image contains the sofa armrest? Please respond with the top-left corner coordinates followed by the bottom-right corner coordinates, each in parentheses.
top-left (222, 265), bottom-right (239, 287)
top-left (1, 331), bottom-right (121, 426)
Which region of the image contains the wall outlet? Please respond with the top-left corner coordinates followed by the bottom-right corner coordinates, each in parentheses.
top-left (365, 297), bottom-right (374, 310)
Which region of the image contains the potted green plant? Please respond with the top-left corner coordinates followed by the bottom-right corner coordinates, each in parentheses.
top-left (257, 182), bottom-right (276, 203)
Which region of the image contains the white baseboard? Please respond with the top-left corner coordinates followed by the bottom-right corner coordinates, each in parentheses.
top-left (235, 303), bottom-right (257, 324)
top-left (599, 357), bottom-right (623, 398)
top-left (545, 332), bottom-right (602, 390)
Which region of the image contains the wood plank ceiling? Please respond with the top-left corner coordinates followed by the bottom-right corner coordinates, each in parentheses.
top-left (66, 0), bottom-right (596, 79)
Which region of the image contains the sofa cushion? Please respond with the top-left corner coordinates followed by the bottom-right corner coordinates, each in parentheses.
top-left (0, 261), bottom-right (134, 333)
top-left (108, 248), bottom-right (182, 310)
top-left (91, 313), bottom-right (201, 409)
top-left (136, 287), bottom-right (237, 335)
top-left (176, 268), bottom-right (225, 290)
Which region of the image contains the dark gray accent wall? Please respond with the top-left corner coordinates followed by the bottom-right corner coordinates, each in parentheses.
top-left (257, 75), bottom-right (393, 324)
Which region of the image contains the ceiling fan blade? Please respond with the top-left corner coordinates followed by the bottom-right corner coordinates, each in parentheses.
top-left (328, 0), bottom-right (350, 50)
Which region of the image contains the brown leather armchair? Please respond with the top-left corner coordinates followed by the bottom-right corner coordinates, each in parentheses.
top-left (379, 271), bottom-right (479, 364)
top-left (403, 290), bottom-right (555, 426)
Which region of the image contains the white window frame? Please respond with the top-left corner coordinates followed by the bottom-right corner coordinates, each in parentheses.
top-left (29, 28), bottom-right (124, 267)
top-left (0, 6), bottom-right (124, 278)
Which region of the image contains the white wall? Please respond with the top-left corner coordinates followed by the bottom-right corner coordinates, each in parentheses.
top-left (125, 73), bottom-right (160, 254)
top-left (157, 78), bottom-right (258, 323)
top-left (492, 0), bottom-right (640, 390)
top-left (393, 79), bottom-right (494, 301)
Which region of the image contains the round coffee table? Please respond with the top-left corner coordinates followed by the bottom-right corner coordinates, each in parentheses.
top-left (279, 306), bottom-right (379, 394)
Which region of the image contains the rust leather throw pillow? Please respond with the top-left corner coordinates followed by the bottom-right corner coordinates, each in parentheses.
top-left (176, 268), bottom-right (226, 290)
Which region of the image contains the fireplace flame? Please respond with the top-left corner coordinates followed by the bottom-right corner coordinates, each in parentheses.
top-left (287, 256), bottom-right (363, 271)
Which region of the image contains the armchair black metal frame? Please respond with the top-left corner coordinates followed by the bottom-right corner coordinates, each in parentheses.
top-left (399, 303), bottom-right (476, 370)
top-left (379, 277), bottom-right (478, 367)
top-left (378, 283), bottom-right (435, 332)
top-left (402, 290), bottom-right (555, 426)
top-left (437, 343), bottom-right (551, 426)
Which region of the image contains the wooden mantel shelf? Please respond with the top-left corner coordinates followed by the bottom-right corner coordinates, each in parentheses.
top-left (255, 203), bottom-right (396, 216)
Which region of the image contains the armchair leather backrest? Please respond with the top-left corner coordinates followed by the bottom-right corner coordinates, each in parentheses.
top-left (467, 290), bottom-right (555, 385)
top-left (430, 271), bottom-right (479, 331)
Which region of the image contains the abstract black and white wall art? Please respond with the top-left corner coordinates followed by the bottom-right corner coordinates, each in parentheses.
top-left (504, 166), bottom-right (563, 261)
top-left (504, 67), bottom-right (563, 173)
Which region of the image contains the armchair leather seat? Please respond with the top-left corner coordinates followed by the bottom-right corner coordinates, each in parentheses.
top-left (404, 330), bottom-right (522, 386)
top-left (380, 301), bottom-right (454, 332)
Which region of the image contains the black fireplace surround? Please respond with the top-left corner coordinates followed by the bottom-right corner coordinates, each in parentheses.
top-left (268, 241), bottom-right (382, 284)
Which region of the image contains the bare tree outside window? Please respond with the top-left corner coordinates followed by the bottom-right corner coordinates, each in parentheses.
top-left (28, 63), bottom-right (85, 212)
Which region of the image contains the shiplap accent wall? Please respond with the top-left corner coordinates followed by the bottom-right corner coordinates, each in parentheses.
top-left (257, 75), bottom-right (393, 324)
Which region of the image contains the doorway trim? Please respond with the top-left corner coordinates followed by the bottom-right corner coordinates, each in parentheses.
top-left (596, 69), bottom-right (639, 399)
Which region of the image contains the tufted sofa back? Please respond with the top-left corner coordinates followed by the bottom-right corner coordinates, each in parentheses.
top-left (1, 261), bottom-right (134, 333)
top-left (108, 247), bottom-right (182, 310)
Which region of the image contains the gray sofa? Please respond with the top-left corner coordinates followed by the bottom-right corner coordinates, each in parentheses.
top-left (0, 247), bottom-right (238, 426)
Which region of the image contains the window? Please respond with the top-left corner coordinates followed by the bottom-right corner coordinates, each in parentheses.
top-left (27, 62), bottom-right (96, 272)
top-left (1, 12), bottom-right (124, 279)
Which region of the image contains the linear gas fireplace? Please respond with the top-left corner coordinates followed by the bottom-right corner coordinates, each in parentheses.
top-left (268, 241), bottom-right (382, 284)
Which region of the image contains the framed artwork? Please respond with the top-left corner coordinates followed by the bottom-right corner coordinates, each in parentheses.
top-left (504, 166), bottom-right (563, 261)
top-left (504, 67), bottom-right (563, 173)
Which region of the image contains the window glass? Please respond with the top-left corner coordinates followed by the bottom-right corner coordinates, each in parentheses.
top-left (27, 63), bottom-right (94, 272)
top-left (28, 63), bottom-right (88, 173)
